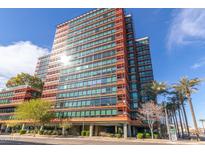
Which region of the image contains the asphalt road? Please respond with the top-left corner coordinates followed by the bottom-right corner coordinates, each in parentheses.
top-left (0, 140), bottom-right (47, 145)
top-left (0, 135), bottom-right (204, 145)
top-left (0, 136), bottom-right (164, 145)
top-left (0, 139), bottom-right (157, 145)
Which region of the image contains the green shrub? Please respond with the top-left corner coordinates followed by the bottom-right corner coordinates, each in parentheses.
top-left (80, 131), bottom-right (90, 136)
top-left (26, 130), bottom-right (30, 134)
top-left (109, 134), bottom-right (115, 137)
top-left (39, 130), bottom-right (44, 135)
top-left (115, 134), bottom-right (122, 138)
top-left (47, 130), bottom-right (52, 135)
top-left (85, 131), bottom-right (90, 136)
top-left (137, 133), bottom-right (144, 139)
top-left (51, 130), bottom-right (58, 135)
top-left (33, 129), bottom-right (38, 134)
top-left (145, 133), bottom-right (151, 138)
top-left (154, 133), bottom-right (159, 139)
top-left (43, 130), bottom-right (48, 135)
top-left (19, 130), bottom-right (26, 135)
top-left (57, 130), bottom-right (62, 136)
top-left (81, 131), bottom-right (86, 136)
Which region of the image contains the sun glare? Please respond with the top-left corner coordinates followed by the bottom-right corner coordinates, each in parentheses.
top-left (60, 53), bottom-right (72, 66)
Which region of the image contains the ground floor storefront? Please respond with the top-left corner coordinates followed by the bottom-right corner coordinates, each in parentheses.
top-left (0, 122), bottom-right (152, 138)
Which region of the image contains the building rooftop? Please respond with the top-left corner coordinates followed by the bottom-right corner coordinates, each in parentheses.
top-left (135, 36), bottom-right (149, 41)
top-left (57, 8), bottom-right (100, 28)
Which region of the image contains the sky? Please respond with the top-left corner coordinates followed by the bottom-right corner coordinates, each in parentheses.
top-left (0, 8), bottom-right (204, 128)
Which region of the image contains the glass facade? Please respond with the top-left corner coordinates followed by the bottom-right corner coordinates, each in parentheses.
top-left (125, 15), bottom-right (141, 120)
top-left (56, 9), bottom-right (119, 118)
top-left (35, 55), bottom-right (50, 82)
top-left (136, 37), bottom-right (154, 102)
top-left (0, 86), bottom-right (41, 121)
top-left (35, 8), bottom-right (154, 126)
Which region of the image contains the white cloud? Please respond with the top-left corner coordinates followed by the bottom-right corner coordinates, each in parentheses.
top-left (0, 41), bottom-right (49, 89)
top-left (167, 9), bottom-right (205, 51)
top-left (191, 57), bottom-right (205, 69)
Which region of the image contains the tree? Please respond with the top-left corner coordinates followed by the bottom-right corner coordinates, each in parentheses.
top-left (143, 80), bottom-right (168, 102)
top-left (138, 101), bottom-right (164, 139)
top-left (174, 77), bottom-right (202, 141)
top-left (173, 85), bottom-right (190, 138)
top-left (14, 99), bottom-right (54, 134)
top-left (6, 72), bottom-right (43, 90)
top-left (167, 93), bottom-right (185, 138)
top-left (142, 81), bottom-right (168, 138)
top-left (166, 102), bottom-right (180, 137)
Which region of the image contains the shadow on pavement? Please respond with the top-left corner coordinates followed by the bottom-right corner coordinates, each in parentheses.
top-left (0, 140), bottom-right (50, 145)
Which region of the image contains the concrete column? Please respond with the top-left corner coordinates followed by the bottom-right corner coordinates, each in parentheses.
top-left (132, 126), bottom-right (136, 137)
top-left (94, 126), bottom-right (98, 136)
top-left (115, 126), bottom-right (118, 134)
top-left (5, 125), bottom-right (9, 133)
top-left (123, 123), bottom-right (127, 138)
top-left (128, 125), bottom-right (131, 137)
top-left (62, 126), bottom-right (65, 136)
top-left (89, 124), bottom-right (93, 137)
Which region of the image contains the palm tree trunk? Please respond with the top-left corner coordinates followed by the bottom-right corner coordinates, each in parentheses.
top-left (165, 108), bottom-right (170, 140)
top-left (187, 96), bottom-right (200, 141)
top-left (173, 110), bottom-right (180, 138)
top-left (172, 114), bottom-right (177, 135)
top-left (180, 107), bottom-right (187, 134)
top-left (181, 103), bottom-right (190, 138)
top-left (177, 104), bottom-right (184, 138)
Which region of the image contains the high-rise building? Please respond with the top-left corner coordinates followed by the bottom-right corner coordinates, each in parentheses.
top-left (35, 54), bottom-right (50, 82)
top-left (136, 37), bottom-right (154, 102)
top-left (34, 8), bottom-right (154, 138)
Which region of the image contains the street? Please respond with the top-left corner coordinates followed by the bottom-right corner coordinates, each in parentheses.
top-left (0, 135), bottom-right (205, 145)
top-left (0, 140), bottom-right (47, 145)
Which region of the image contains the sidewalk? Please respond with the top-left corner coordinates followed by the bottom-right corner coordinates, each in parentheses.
top-left (0, 134), bottom-right (205, 145)
top-left (78, 136), bottom-right (205, 145)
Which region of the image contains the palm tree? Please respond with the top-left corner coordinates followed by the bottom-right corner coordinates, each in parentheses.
top-left (175, 77), bottom-right (202, 141)
top-left (142, 81), bottom-right (168, 137)
top-left (172, 104), bottom-right (181, 138)
top-left (144, 80), bottom-right (168, 103)
top-left (166, 101), bottom-right (180, 138)
top-left (173, 85), bottom-right (190, 138)
top-left (168, 94), bottom-right (184, 138)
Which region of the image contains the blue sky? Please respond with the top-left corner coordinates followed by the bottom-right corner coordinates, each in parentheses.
top-left (0, 8), bottom-right (204, 128)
